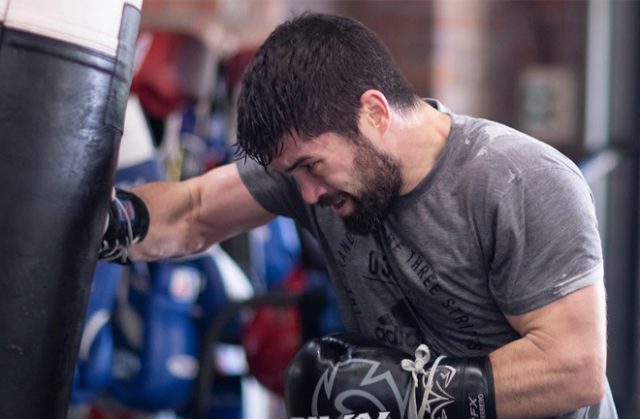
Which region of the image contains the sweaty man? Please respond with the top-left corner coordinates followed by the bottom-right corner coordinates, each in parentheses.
top-left (102, 13), bottom-right (617, 419)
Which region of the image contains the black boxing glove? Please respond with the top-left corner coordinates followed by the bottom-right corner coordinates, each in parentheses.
top-left (98, 188), bottom-right (149, 263)
top-left (285, 333), bottom-right (496, 419)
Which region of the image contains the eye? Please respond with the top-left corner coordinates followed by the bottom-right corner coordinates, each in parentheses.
top-left (305, 161), bottom-right (319, 173)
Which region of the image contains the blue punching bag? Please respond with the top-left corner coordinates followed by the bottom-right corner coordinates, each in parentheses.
top-left (72, 262), bottom-right (124, 404)
top-left (110, 261), bottom-right (201, 412)
top-left (0, 1), bottom-right (141, 418)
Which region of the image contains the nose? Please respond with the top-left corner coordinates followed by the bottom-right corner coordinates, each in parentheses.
top-left (297, 173), bottom-right (328, 205)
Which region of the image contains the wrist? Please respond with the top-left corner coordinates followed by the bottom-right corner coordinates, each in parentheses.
top-left (99, 188), bottom-right (149, 263)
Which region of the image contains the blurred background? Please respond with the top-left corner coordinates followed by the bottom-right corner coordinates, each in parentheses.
top-left (69, 1), bottom-right (640, 418)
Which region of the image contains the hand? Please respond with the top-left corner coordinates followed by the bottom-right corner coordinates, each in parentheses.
top-left (99, 188), bottom-right (149, 263)
top-left (285, 332), bottom-right (496, 419)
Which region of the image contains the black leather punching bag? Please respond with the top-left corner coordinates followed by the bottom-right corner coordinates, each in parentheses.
top-left (0, 1), bottom-right (142, 417)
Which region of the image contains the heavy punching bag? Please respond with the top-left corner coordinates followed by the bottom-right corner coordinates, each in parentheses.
top-left (0, 1), bottom-right (141, 418)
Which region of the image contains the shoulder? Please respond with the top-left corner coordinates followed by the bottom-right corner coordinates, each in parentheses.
top-left (236, 156), bottom-right (298, 193)
top-left (453, 116), bottom-right (586, 198)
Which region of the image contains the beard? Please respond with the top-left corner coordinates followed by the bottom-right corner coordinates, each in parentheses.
top-left (329, 135), bottom-right (402, 235)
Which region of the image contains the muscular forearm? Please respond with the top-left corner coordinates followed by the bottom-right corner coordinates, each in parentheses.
top-left (489, 283), bottom-right (608, 418)
top-left (126, 163), bottom-right (275, 261)
top-left (125, 179), bottom-right (203, 261)
top-left (490, 336), bottom-right (605, 418)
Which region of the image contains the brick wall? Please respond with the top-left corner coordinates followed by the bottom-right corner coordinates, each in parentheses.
top-left (336, 0), bottom-right (435, 97)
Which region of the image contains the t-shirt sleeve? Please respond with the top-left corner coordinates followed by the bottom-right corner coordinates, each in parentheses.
top-left (487, 167), bottom-right (604, 315)
top-left (236, 157), bottom-right (312, 228)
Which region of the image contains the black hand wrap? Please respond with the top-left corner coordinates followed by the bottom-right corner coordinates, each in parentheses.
top-left (99, 188), bottom-right (149, 263)
top-left (285, 333), bottom-right (496, 419)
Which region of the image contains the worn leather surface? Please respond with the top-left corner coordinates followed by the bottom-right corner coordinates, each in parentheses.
top-left (0, 5), bottom-right (140, 418)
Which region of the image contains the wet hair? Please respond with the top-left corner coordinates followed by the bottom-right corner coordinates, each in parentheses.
top-left (236, 13), bottom-right (419, 166)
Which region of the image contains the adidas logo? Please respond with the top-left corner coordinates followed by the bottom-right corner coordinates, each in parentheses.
top-left (374, 313), bottom-right (420, 348)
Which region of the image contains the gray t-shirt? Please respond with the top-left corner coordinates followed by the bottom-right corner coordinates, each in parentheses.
top-left (237, 100), bottom-right (616, 418)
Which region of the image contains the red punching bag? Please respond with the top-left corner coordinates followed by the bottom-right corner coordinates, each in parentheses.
top-left (131, 31), bottom-right (211, 118)
top-left (242, 266), bottom-right (305, 397)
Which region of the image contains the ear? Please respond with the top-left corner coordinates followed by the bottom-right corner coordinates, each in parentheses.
top-left (359, 89), bottom-right (391, 135)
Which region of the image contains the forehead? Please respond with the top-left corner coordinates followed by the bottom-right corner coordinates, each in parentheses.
top-left (270, 131), bottom-right (349, 170)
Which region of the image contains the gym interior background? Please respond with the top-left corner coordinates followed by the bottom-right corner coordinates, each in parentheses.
top-left (17, 0), bottom-right (638, 418)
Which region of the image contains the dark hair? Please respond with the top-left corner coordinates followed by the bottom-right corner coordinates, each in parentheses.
top-left (236, 13), bottom-right (418, 166)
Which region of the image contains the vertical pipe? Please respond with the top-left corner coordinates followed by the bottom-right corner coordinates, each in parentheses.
top-left (583, 0), bottom-right (612, 242)
top-left (0, 1), bottom-right (141, 417)
top-left (584, 0), bottom-right (612, 152)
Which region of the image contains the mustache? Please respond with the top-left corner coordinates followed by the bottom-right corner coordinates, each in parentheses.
top-left (318, 192), bottom-right (350, 207)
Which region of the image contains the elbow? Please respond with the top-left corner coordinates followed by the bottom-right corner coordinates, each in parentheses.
top-left (182, 234), bottom-right (211, 256)
top-left (578, 367), bottom-right (607, 408)
top-left (568, 350), bottom-right (607, 408)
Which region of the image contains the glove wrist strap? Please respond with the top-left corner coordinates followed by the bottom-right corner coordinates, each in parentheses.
top-left (99, 188), bottom-right (149, 263)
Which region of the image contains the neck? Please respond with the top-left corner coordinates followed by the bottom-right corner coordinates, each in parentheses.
top-left (391, 101), bottom-right (451, 194)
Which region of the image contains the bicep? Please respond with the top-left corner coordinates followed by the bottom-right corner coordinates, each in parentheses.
top-left (190, 162), bottom-right (276, 244)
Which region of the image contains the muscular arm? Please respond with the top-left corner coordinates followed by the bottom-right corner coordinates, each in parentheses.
top-left (128, 162), bottom-right (275, 261)
top-left (490, 281), bottom-right (608, 418)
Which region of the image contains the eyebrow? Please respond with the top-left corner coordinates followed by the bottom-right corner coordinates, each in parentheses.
top-left (284, 156), bottom-right (310, 174)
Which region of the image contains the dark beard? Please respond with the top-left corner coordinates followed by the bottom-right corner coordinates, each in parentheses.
top-left (341, 140), bottom-right (402, 235)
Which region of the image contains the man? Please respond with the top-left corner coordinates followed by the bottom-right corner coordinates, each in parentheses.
top-left (102, 13), bottom-right (616, 419)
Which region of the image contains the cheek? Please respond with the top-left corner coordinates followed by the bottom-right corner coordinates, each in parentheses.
top-left (316, 157), bottom-right (361, 193)
top-left (325, 173), bottom-right (362, 196)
